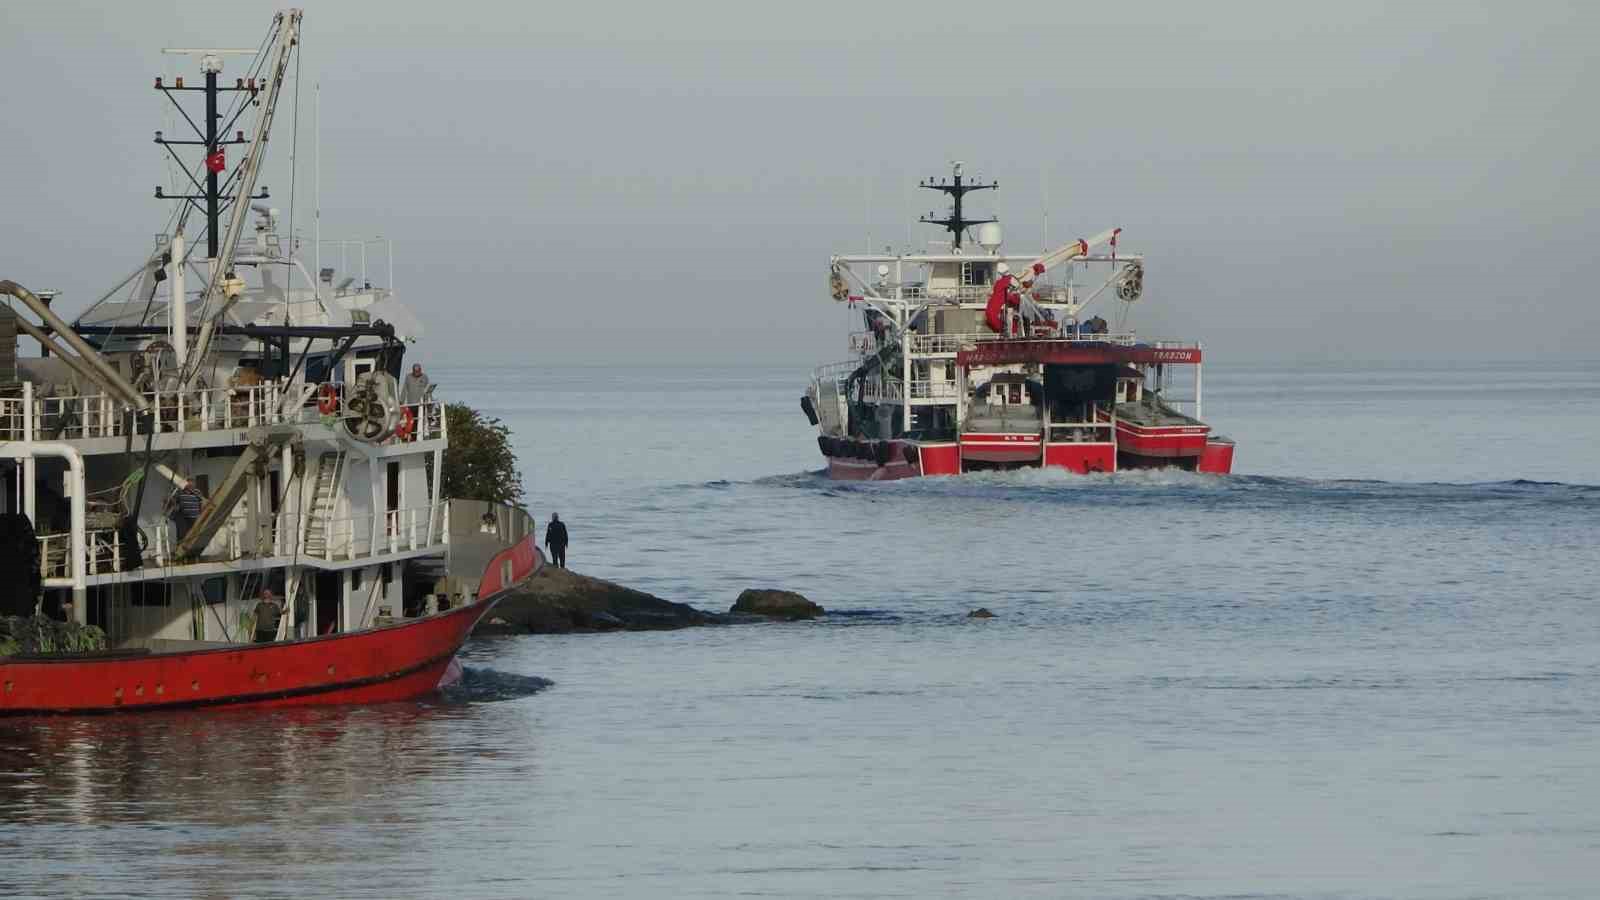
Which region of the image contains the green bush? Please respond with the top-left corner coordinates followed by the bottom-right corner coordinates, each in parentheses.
top-left (441, 403), bottom-right (525, 505)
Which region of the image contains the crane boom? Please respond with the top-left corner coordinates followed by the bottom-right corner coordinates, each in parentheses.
top-left (1019, 227), bottom-right (1122, 286)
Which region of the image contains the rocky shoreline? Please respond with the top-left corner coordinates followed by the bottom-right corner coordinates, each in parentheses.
top-left (476, 568), bottom-right (823, 635)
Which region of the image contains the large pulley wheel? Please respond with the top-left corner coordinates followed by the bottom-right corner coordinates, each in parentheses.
top-left (340, 373), bottom-right (400, 443)
top-left (1117, 262), bottom-right (1145, 302)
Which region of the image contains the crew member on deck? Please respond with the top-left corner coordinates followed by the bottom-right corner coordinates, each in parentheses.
top-left (545, 513), bottom-right (569, 569)
top-left (253, 588), bottom-right (284, 643)
top-left (401, 363), bottom-right (431, 407)
top-left (171, 481), bottom-right (204, 541)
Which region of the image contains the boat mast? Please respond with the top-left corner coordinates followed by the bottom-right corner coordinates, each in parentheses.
top-left (182, 9), bottom-right (303, 384)
top-left (918, 161), bottom-right (997, 249)
top-left (155, 45), bottom-right (266, 364)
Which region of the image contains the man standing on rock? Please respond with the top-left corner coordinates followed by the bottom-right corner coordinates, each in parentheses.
top-left (545, 513), bottom-right (569, 568)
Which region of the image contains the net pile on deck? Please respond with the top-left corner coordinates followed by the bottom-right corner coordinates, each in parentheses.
top-left (0, 615), bottom-right (108, 657)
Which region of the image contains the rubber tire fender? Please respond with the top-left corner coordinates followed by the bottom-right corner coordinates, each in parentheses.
top-left (902, 443), bottom-right (920, 466)
top-left (874, 441), bottom-right (892, 466)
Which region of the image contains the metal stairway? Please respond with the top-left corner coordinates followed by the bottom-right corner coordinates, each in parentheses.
top-left (301, 451), bottom-right (344, 558)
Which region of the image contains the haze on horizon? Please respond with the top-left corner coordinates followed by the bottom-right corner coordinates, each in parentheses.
top-left (2, 0), bottom-right (1595, 367)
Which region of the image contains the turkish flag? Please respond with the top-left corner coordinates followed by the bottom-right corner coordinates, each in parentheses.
top-left (205, 150), bottom-right (226, 173)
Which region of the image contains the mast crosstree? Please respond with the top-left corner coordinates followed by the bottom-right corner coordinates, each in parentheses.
top-left (153, 49), bottom-right (269, 260)
top-left (918, 161), bottom-right (997, 249)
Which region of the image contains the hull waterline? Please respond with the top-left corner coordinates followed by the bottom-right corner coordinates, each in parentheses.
top-left (1, 538), bottom-right (543, 715)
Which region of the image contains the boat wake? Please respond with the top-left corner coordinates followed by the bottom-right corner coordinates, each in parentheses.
top-left (743, 468), bottom-right (1600, 508)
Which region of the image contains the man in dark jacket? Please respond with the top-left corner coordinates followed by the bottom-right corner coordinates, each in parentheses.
top-left (171, 481), bottom-right (204, 541)
top-left (253, 588), bottom-right (284, 643)
top-left (544, 513), bottom-right (569, 568)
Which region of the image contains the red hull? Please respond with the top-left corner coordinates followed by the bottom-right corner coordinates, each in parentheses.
top-left (1113, 421), bottom-right (1210, 458)
top-left (1, 538), bottom-right (544, 715)
top-left (819, 437), bottom-right (1232, 478)
top-left (1197, 438), bottom-right (1236, 474)
top-left (822, 441), bottom-right (961, 480)
top-left (1042, 443), bottom-right (1116, 474)
top-left (960, 433), bottom-right (1042, 464)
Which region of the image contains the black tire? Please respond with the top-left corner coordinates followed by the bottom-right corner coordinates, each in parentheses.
top-left (903, 443), bottom-right (920, 466)
top-left (874, 441), bottom-right (892, 466)
top-left (817, 435), bottom-right (829, 457)
top-left (800, 396), bottom-right (819, 426)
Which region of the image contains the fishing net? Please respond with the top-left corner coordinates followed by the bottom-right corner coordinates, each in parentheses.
top-left (0, 615), bottom-right (108, 657)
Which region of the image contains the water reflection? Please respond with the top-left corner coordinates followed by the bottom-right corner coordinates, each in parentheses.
top-left (0, 663), bottom-right (551, 899)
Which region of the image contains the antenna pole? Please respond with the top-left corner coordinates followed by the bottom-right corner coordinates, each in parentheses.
top-left (204, 63), bottom-right (220, 260)
top-left (314, 80), bottom-right (320, 301)
top-left (918, 161), bottom-right (997, 249)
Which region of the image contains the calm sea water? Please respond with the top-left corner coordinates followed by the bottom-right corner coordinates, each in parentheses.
top-left (3, 361), bottom-right (1598, 899)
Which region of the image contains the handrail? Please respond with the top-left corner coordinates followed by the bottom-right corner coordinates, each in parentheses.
top-left (10, 381), bottom-right (443, 445)
top-left (36, 500), bottom-right (452, 577)
top-left (908, 331), bottom-right (1142, 354)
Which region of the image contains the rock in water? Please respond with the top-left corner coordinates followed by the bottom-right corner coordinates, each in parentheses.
top-left (489, 567), bottom-right (720, 634)
top-left (967, 607), bottom-right (996, 619)
top-left (730, 589), bottom-right (824, 621)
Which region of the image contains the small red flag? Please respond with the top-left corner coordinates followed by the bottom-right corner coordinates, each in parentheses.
top-left (205, 150), bottom-right (226, 174)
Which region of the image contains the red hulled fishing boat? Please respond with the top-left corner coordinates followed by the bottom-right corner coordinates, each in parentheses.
top-left (1, 10), bottom-right (538, 713)
top-left (802, 163), bottom-right (1235, 479)
top-left (1, 537), bottom-right (541, 715)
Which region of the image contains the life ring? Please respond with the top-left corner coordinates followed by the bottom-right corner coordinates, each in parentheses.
top-left (395, 406), bottom-right (416, 440)
top-left (317, 383), bottom-right (339, 414)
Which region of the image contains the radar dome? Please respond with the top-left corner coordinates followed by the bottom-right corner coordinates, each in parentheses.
top-left (974, 222), bottom-right (1004, 253)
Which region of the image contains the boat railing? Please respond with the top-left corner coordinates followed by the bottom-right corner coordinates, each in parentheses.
top-left (811, 360), bottom-right (861, 383)
top-left (0, 381), bottom-right (444, 446)
top-left (302, 502), bottom-right (450, 563)
top-left (878, 284), bottom-right (1074, 303)
top-left (907, 331), bottom-right (1140, 355)
top-left (896, 285), bottom-right (992, 302)
top-left (909, 380), bottom-right (960, 401)
top-left (857, 379), bottom-right (959, 403)
top-left (35, 501), bottom-right (451, 581)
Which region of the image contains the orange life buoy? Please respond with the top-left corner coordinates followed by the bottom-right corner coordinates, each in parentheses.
top-left (317, 383), bottom-right (339, 414)
top-left (395, 405), bottom-right (416, 440)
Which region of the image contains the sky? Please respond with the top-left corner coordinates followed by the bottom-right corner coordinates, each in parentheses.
top-left (1, 0), bottom-right (1596, 366)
